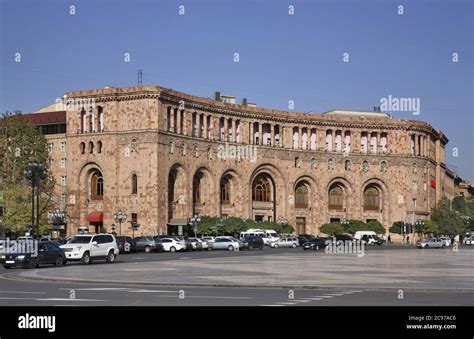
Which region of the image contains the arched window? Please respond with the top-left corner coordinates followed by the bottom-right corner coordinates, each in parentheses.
top-left (363, 185), bottom-right (380, 211)
top-left (328, 158), bottom-right (334, 170)
top-left (80, 142), bottom-right (85, 154)
top-left (295, 183), bottom-right (308, 208)
top-left (328, 185), bottom-right (343, 210)
top-left (91, 171), bottom-right (103, 200)
top-left (220, 178), bottom-right (231, 205)
top-left (344, 160), bottom-right (351, 171)
top-left (89, 141), bottom-right (94, 154)
top-left (412, 163), bottom-right (417, 174)
top-left (97, 141), bottom-right (102, 154)
top-left (131, 174), bottom-right (138, 195)
top-left (380, 161), bottom-right (388, 173)
top-left (252, 175), bottom-right (272, 202)
top-left (193, 174), bottom-right (202, 204)
top-left (362, 160), bottom-right (369, 172)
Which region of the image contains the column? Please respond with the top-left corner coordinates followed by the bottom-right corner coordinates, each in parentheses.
top-left (414, 134), bottom-right (418, 156)
top-left (258, 123), bottom-right (263, 145)
top-left (231, 119), bottom-right (236, 143)
top-left (376, 132), bottom-right (380, 154)
top-left (249, 122), bottom-right (254, 144)
top-left (280, 126), bottom-right (285, 148)
top-left (177, 110), bottom-right (182, 135)
top-left (270, 125), bottom-right (275, 147)
top-left (224, 117), bottom-right (228, 142)
top-left (298, 126), bottom-right (302, 149)
top-left (170, 108), bottom-right (175, 133)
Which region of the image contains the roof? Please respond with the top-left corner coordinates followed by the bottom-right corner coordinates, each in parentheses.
top-left (24, 111), bottom-right (66, 125)
top-left (322, 109), bottom-right (391, 119)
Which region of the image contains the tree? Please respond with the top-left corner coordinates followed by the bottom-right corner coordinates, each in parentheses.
top-left (366, 220), bottom-right (385, 234)
top-left (431, 197), bottom-right (466, 235)
top-left (344, 220), bottom-right (367, 234)
top-left (389, 221), bottom-right (403, 234)
top-left (259, 221), bottom-right (295, 234)
top-left (420, 220), bottom-right (438, 234)
top-left (320, 223), bottom-right (344, 236)
top-left (0, 111), bottom-right (55, 235)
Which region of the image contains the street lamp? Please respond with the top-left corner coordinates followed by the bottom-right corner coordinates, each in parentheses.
top-left (111, 223), bottom-right (116, 235)
top-left (189, 215), bottom-right (201, 236)
top-left (24, 161), bottom-right (46, 238)
top-left (113, 211), bottom-right (127, 236)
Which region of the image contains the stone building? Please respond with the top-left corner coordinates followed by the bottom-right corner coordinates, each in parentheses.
top-left (29, 85), bottom-right (456, 236)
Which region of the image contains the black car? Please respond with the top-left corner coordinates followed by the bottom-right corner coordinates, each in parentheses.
top-left (302, 237), bottom-right (330, 251)
top-left (335, 234), bottom-right (354, 242)
top-left (240, 236), bottom-right (265, 250)
top-left (115, 236), bottom-right (137, 253)
top-left (151, 237), bottom-right (165, 252)
top-left (297, 236), bottom-right (315, 246)
top-left (1, 241), bottom-right (66, 269)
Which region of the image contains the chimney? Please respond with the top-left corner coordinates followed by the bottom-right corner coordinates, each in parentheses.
top-left (214, 91), bottom-right (221, 101)
top-left (242, 98), bottom-right (248, 106)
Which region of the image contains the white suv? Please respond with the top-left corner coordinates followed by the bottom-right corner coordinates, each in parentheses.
top-left (60, 234), bottom-right (119, 264)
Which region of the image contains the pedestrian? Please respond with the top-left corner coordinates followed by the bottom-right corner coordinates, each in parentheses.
top-left (406, 235), bottom-right (410, 245)
top-left (388, 234), bottom-right (391, 244)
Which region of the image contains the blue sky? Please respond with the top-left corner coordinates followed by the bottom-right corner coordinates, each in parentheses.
top-left (1, 0), bottom-right (473, 180)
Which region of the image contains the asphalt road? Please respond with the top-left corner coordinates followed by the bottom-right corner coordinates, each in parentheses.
top-left (0, 246), bottom-right (472, 306)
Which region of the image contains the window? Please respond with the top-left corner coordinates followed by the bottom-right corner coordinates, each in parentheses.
top-left (252, 174), bottom-right (272, 202)
top-left (81, 109), bottom-right (86, 133)
top-left (423, 182), bottom-right (427, 191)
top-left (380, 161), bottom-right (387, 173)
top-left (89, 141), bottom-right (94, 154)
top-left (89, 109), bottom-right (94, 132)
top-left (412, 163), bottom-right (417, 174)
top-left (61, 193), bottom-right (66, 204)
top-left (61, 176), bottom-right (67, 186)
top-left (49, 159), bottom-right (55, 169)
top-left (91, 171), bottom-right (103, 200)
top-left (60, 158), bottom-right (66, 168)
top-left (328, 185), bottom-right (343, 210)
top-left (132, 174), bottom-right (138, 195)
top-left (328, 159), bottom-right (334, 170)
top-left (80, 142), bottom-right (85, 154)
top-left (131, 213), bottom-right (138, 224)
top-left (98, 106), bottom-right (104, 132)
top-left (344, 160), bottom-right (351, 171)
top-left (360, 132), bottom-right (368, 153)
top-left (47, 143), bottom-right (54, 153)
top-left (412, 180), bottom-right (418, 190)
top-left (362, 160), bottom-right (369, 172)
top-left (295, 183), bottom-right (308, 208)
top-left (220, 178), bottom-right (231, 205)
top-left (97, 141), bottom-right (102, 154)
top-left (364, 186), bottom-right (380, 211)
top-left (60, 142), bottom-right (66, 152)
top-left (167, 107), bottom-right (171, 132)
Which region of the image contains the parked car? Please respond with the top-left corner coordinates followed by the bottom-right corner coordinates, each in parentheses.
top-left (134, 236), bottom-right (160, 253)
top-left (335, 234), bottom-right (354, 242)
top-left (151, 237), bottom-right (165, 252)
top-left (201, 236), bottom-right (215, 249)
top-left (297, 236), bottom-right (314, 246)
top-left (1, 241), bottom-right (66, 269)
top-left (438, 237), bottom-right (452, 247)
top-left (271, 237), bottom-right (299, 248)
top-left (115, 236), bottom-right (137, 253)
top-left (416, 238), bottom-right (444, 248)
top-left (196, 238), bottom-right (209, 250)
top-left (60, 234), bottom-right (119, 264)
top-left (189, 237), bottom-right (206, 251)
top-left (240, 236), bottom-right (264, 250)
top-left (160, 238), bottom-right (185, 252)
top-left (465, 235), bottom-right (474, 245)
top-left (212, 237), bottom-right (240, 251)
top-left (302, 237), bottom-right (330, 251)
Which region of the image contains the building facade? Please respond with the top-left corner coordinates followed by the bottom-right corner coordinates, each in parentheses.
top-left (32, 85), bottom-right (455, 236)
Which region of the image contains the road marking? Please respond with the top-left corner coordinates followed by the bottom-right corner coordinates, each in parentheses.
top-left (323, 293), bottom-right (345, 296)
top-left (276, 302), bottom-right (297, 305)
top-left (129, 289), bottom-right (177, 293)
top-left (0, 291), bottom-right (46, 294)
top-left (311, 296), bottom-right (334, 298)
top-left (36, 298), bottom-right (107, 302)
top-left (306, 298), bottom-right (324, 300)
top-left (260, 304), bottom-right (284, 307)
top-left (292, 299), bottom-right (311, 303)
top-left (60, 287), bottom-right (130, 291)
top-left (0, 297), bottom-right (40, 300)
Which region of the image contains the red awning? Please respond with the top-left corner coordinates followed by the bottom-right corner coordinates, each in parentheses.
top-left (87, 212), bottom-right (103, 223)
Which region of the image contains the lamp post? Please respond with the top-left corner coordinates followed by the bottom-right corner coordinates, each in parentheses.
top-left (24, 161), bottom-right (46, 239)
top-left (113, 211), bottom-right (127, 236)
top-left (111, 223), bottom-right (116, 235)
top-left (50, 208), bottom-right (66, 239)
top-left (189, 215), bottom-right (201, 237)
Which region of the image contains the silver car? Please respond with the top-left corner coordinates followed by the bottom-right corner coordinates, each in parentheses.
top-left (417, 238), bottom-right (443, 248)
top-left (212, 237), bottom-right (240, 251)
top-left (271, 237), bottom-right (298, 248)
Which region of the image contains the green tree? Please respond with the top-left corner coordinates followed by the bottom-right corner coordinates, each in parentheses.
top-left (431, 197), bottom-right (466, 235)
top-left (320, 223), bottom-right (344, 236)
top-left (0, 111), bottom-right (55, 235)
top-left (366, 220), bottom-right (385, 234)
top-left (420, 220), bottom-right (438, 234)
top-left (389, 221), bottom-right (403, 234)
top-left (344, 220), bottom-right (368, 234)
top-left (259, 221), bottom-right (295, 234)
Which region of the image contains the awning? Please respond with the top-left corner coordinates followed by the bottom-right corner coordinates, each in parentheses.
top-left (87, 212), bottom-right (103, 222)
top-left (167, 218), bottom-right (189, 226)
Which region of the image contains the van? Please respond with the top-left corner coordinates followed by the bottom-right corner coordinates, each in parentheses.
top-left (239, 229), bottom-right (280, 246)
top-left (353, 231), bottom-right (383, 246)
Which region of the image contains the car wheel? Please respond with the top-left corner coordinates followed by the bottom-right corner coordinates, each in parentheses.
top-left (81, 252), bottom-right (91, 265)
top-left (273, 244), bottom-right (279, 248)
top-left (145, 246), bottom-right (151, 253)
top-left (228, 245), bottom-right (234, 251)
top-left (170, 246), bottom-right (176, 253)
top-left (54, 256), bottom-right (64, 267)
top-left (292, 243), bottom-right (297, 248)
top-left (106, 250), bottom-right (116, 263)
top-left (248, 245), bottom-right (253, 250)
top-left (28, 258), bottom-right (38, 269)
top-left (3, 265), bottom-right (11, 269)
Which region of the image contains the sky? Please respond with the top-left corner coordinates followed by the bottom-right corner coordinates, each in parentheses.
top-left (1, 0), bottom-right (473, 180)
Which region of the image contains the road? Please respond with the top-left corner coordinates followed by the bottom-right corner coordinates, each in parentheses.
top-left (0, 246), bottom-right (472, 306)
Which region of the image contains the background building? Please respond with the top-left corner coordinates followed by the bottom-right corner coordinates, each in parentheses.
top-left (28, 85), bottom-right (456, 236)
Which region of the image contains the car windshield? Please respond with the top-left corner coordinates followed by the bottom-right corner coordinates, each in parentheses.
top-left (69, 236), bottom-right (92, 244)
